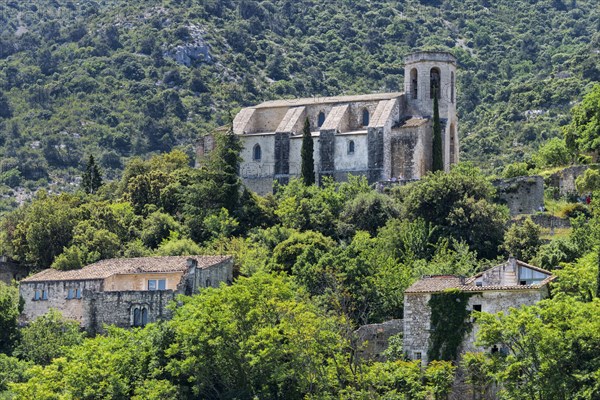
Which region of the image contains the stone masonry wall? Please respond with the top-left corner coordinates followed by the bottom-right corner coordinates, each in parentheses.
top-left (0, 257), bottom-right (27, 285)
top-left (20, 279), bottom-right (104, 326)
top-left (547, 165), bottom-right (588, 199)
top-left (354, 319), bottom-right (403, 361)
top-left (194, 258), bottom-right (234, 290)
top-left (493, 175), bottom-right (544, 215)
top-left (403, 292), bottom-right (432, 364)
top-left (86, 289), bottom-right (176, 334)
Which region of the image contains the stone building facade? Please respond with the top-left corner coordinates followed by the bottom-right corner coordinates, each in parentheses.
top-left (403, 258), bottom-right (554, 365)
top-left (493, 175), bottom-right (545, 216)
top-left (233, 51), bottom-right (458, 195)
top-left (19, 255), bottom-right (233, 333)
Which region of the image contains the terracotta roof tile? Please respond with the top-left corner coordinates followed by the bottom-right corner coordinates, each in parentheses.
top-left (405, 275), bottom-right (463, 293)
top-left (252, 92), bottom-right (404, 109)
top-left (21, 255), bottom-right (231, 283)
top-left (399, 117), bottom-right (429, 128)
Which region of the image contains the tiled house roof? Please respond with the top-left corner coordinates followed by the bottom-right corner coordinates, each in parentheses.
top-left (21, 255), bottom-right (232, 283)
top-left (405, 275), bottom-right (464, 293)
top-left (405, 259), bottom-right (556, 294)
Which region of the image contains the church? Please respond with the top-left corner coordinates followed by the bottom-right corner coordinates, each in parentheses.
top-left (232, 51), bottom-right (458, 195)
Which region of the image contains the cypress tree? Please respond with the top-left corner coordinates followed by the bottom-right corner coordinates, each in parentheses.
top-left (300, 117), bottom-right (315, 185)
top-left (432, 87), bottom-right (444, 172)
top-left (597, 248), bottom-right (600, 298)
top-left (209, 123), bottom-right (242, 211)
top-left (82, 155), bottom-right (103, 194)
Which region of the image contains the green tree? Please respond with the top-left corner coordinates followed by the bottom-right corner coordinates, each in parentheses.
top-left (424, 360), bottom-right (456, 400)
top-left (0, 282), bottom-right (21, 354)
top-left (564, 83), bottom-right (600, 159)
top-left (208, 124), bottom-right (242, 212)
top-left (339, 191), bottom-right (400, 236)
top-left (14, 309), bottom-right (84, 365)
top-left (502, 217), bottom-right (542, 262)
top-left (300, 117), bottom-right (315, 185)
top-left (533, 138), bottom-right (570, 168)
top-left (432, 87), bottom-right (443, 172)
top-left (402, 164), bottom-right (508, 259)
top-left (81, 155), bottom-right (103, 195)
top-left (0, 355), bottom-right (31, 393)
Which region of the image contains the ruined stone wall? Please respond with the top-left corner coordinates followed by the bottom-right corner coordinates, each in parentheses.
top-left (403, 292), bottom-right (432, 364)
top-left (354, 319), bottom-right (403, 361)
top-left (387, 123), bottom-right (432, 180)
top-left (493, 175), bottom-right (544, 215)
top-left (194, 258), bottom-right (234, 290)
top-left (547, 165), bottom-right (588, 199)
top-left (85, 289), bottom-right (176, 334)
top-left (20, 280), bottom-right (103, 326)
top-left (0, 258), bottom-right (27, 285)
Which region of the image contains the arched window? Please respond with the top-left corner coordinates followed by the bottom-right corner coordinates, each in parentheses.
top-left (141, 308), bottom-right (148, 326)
top-left (430, 67), bottom-right (441, 99)
top-left (253, 144), bottom-right (261, 161)
top-left (410, 68), bottom-right (418, 99)
top-left (362, 109), bottom-right (370, 127)
top-left (317, 111), bottom-right (325, 128)
top-left (348, 140), bottom-right (355, 155)
top-left (451, 72), bottom-right (455, 104)
top-left (133, 308), bottom-right (141, 326)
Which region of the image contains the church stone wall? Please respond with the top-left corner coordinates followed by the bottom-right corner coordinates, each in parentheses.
top-left (333, 133), bottom-right (369, 173)
top-left (289, 135), bottom-right (320, 180)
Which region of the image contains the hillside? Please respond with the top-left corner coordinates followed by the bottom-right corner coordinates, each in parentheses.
top-left (1, 0), bottom-right (599, 207)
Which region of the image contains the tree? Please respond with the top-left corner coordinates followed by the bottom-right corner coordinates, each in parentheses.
top-left (0, 91), bottom-right (12, 119)
top-left (502, 217), bottom-right (542, 262)
top-left (402, 164), bottom-right (508, 259)
top-left (14, 309), bottom-right (84, 365)
top-left (208, 124), bottom-right (242, 212)
top-left (432, 87), bottom-right (444, 172)
top-left (81, 155), bottom-right (103, 194)
top-left (0, 282), bottom-right (21, 354)
top-left (564, 83), bottom-right (600, 159)
top-left (300, 117), bottom-right (315, 185)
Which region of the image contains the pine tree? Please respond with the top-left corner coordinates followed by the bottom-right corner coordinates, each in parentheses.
top-left (300, 117), bottom-right (315, 185)
top-left (432, 87), bottom-right (444, 172)
top-left (82, 155), bottom-right (103, 194)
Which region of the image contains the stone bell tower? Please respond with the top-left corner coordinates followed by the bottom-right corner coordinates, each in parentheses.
top-left (404, 51), bottom-right (459, 170)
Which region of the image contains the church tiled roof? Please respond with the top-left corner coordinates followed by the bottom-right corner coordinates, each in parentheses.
top-left (252, 92), bottom-right (404, 109)
top-left (21, 255), bottom-right (231, 283)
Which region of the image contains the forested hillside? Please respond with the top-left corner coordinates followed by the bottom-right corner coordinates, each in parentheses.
top-left (1, 0), bottom-right (599, 205)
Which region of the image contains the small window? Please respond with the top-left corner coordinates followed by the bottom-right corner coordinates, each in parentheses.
top-left (415, 352), bottom-right (422, 360)
top-left (141, 308), bottom-right (148, 326)
top-left (317, 111), bottom-right (325, 128)
top-left (34, 290), bottom-right (41, 301)
top-left (133, 308), bottom-right (141, 327)
top-left (205, 278), bottom-right (211, 288)
top-left (148, 279), bottom-right (166, 291)
top-left (362, 109), bottom-right (369, 126)
top-left (473, 304), bottom-right (482, 312)
top-left (76, 288), bottom-right (82, 299)
top-left (520, 280), bottom-right (527, 286)
top-left (66, 289), bottom-right (74, 299)
top-left (348, 140), bottom-right (355, 155)
top-left (41, 290), bottom-right (48, 300)
top-left (253, 144), bottom-right (262, 161)
top-left (475, 281), bottom-right (483, 287)
top-left (430, 67), bottom-right (441, 99)
top-left (410, 68), bottom-right (418, 99)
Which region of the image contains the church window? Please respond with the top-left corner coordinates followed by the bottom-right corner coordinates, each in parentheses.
top-left (430, 67), bottom-right (441, 99)
top-left (253, 144), bottom-right (262, 161)
top-left (133, 308), bottom-right (140, 326)
top-left (348, 140), bottom-right (355, 155)
top-left (362, 109), bottom-right (370, 126)
top-left (141, 308), bottom-right (148, 326)
top-left (317, 111), bottom-right (325, 128)
top-left (451, 72), bottom-right (455, 103)
top-left (410, 68), bottom-right (418, 99)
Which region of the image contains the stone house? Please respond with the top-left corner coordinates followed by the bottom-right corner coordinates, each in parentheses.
top-left (233, 51), bottom-right (459, 195)
top-left (19, 255), bottom-right (233, 333)
top-left (403, 258), bottom-right (555, 365)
